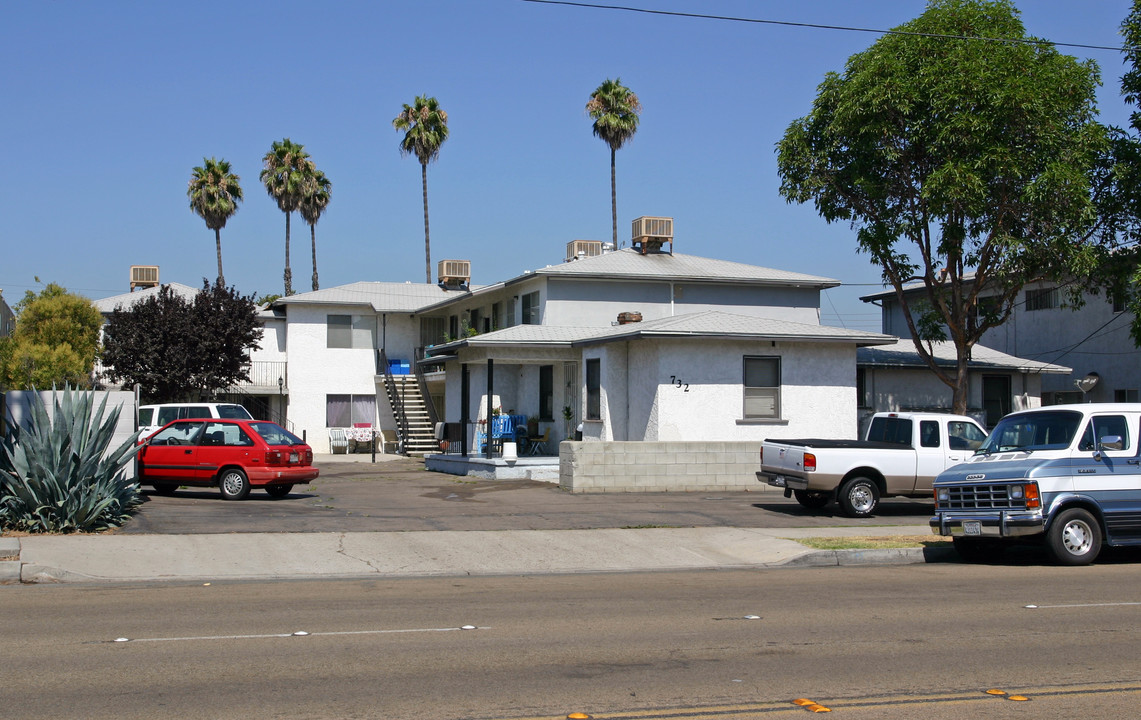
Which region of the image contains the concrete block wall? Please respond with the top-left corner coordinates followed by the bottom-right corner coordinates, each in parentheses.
top-left (559, 440), bottom-right (777, 493)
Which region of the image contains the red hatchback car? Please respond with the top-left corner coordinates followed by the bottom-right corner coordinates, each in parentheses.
top-left (138, 418), bottom-right (319, 500)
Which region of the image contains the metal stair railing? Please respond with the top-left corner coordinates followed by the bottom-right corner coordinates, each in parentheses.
top-left (413, 346), bottom-right (441, 429)
top-left (378, 348), bottom-right (408, 455)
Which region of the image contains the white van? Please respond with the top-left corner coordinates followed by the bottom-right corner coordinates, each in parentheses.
top-left (138, 402), bottom-right (253, 439)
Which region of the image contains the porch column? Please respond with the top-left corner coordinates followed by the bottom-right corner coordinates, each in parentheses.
top-left (485, 358), bottom-right (494, 459)
top-left (461, 363), bottom-right (470, 456)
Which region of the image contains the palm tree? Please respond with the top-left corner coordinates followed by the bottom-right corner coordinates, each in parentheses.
top-left (393, 95), bottom-right (449, 283)
top-left (187, 158), bottom-right (243, 286)
top-left (586, 78), bottom-right (642, 249)
top-left (298, 169), bottom-right (332, 292)
top-left (260, 138), bottom-right (313, 295)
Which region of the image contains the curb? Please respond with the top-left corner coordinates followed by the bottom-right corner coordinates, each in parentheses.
top-left (783, 546), bottom-right (958, 567)
top-left (0, 538), bottom-right (21, 584)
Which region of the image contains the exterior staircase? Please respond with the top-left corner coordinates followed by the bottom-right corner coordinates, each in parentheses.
top-left (383, 375), bottom-right (438, 456)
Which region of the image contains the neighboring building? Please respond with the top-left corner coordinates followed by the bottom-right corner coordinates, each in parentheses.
top-left (856, 339), bottom-right (1069, 431)
top-left (92, 281), bottom-right (288, 427)
top-left (859, 275), bottom-right (1138, 425)
top-left (0, 290), bottom-right (14, 339)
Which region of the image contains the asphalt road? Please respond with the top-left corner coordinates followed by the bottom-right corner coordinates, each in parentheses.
top-left (120, 456), bottom-right (938, 534)
top-left (5, 562), bottom-right (1141, 719)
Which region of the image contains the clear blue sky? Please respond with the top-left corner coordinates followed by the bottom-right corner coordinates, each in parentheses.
top-left (2, 0), bottom-right (1134, 331)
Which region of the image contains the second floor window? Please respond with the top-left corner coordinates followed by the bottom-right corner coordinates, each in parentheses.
top-left (1024, 287), bottom-right (1060, 312)
top-left (521, 291), bottom-right (540, 325)
top-left (327, 314), bottom-right (375, 349)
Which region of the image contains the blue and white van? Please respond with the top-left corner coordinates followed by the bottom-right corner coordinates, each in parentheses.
top-left (931, 403), bottom-right (1141, 565)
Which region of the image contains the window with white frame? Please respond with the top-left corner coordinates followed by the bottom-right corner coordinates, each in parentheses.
top-left (326, 394), bottom-right (377, 427)
top-left (1024, 287), bottom-right (1060, 311)
top-left (521, 291), bottom-right (540, 325)
top-left (743, 356), bottom-right (781, 419)
top-left (586, 358), bottom-right (601, 420)
top-left (327, 314), bottom-right (375, 349)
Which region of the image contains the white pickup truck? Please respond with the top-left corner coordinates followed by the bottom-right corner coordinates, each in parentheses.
top-left (757, 412), bottom-right (988, 517)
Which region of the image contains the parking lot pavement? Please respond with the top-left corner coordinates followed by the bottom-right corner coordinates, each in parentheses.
top-left (118, 456), bottom-right (938, 535)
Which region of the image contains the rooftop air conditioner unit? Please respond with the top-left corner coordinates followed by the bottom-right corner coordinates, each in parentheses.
top-left (437, 259), bottom-right (471, 287)
top-left (130, 265), bottom-right (160, 291)
top-left (631, 216), bottom-right (674, 255)
top-left (565, 239), bottom-right (604, 262)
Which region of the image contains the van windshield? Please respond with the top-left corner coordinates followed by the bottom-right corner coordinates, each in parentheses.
top-left (217, 405), bottom-right (253, 419)
top-left (977, 410), bottom-right (1082, 453)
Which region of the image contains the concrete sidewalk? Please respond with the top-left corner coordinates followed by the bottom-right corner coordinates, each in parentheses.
top-left (3, 525), bottom-right (949, 584)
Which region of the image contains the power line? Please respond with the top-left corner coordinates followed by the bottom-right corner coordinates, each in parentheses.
top-left (521, 0), bottom-right (1128, 53)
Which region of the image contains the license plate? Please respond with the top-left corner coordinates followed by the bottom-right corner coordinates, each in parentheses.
top-left (963, 521), bottom-right (982, 536)
top-left (771, 475), bottom-right (786, 487)
top-left (290, 452), bottom-right (299, 463)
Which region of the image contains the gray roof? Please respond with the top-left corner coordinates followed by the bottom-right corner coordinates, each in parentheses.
top-left (429, 311), bottom-right (894, 354)
top-left (274, 281), bottom-right (480, 313)
top-left (514, 249), bottom-right (839, 288)
top-left (858, 339), bottom-right (1071, 374)
top-left (93, 282), bottom-right (200, 313)
top-left (860, 273), bottom-right (980, 302)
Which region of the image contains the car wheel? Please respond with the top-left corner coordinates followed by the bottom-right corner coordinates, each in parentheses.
top-left (1046, 508), bottom-right (1102, 566)
top-left (838, 476), bottom-right (879, 518)
top-left (218, 468), bottom-right (251, 501)
top-left (152, 483), bottom-right (178, 496)
top-left (265, 484), bottom-right (293, 499)
top-left (953, 537), bottom-right (1006, 562)
top-left (793, 489), bottom-right (830, 510)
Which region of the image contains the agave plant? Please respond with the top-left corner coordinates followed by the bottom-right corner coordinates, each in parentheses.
top-left (0, 387), bottom-right (142, 533)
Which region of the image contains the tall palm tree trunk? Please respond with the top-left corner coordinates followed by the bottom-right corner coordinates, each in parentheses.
top-left (421, 162), bottom-right (432, 284)
top-left (284, 212), bottom-right (294, 296)
top-left (215, 228), bottom-right (225, 286)
top-left (311, 224), bottom-right (319, 291)
top-left (610, 147), bottom-right (618, 248)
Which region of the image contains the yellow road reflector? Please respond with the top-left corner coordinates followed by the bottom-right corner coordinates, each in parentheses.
top-left (1008, 695), bottom-right (1030, 701)
top-left (793, 698), bottom-right (817, 706)
top-left (567, 713), bottom-right (592, 719)
top-left (985, 689), bottom-right (1007, 696)
top-left (807, 705), bottom-right (832, 713)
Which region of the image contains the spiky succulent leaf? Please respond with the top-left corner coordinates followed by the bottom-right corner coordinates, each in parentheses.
top-left (0, 386), bottom-right (141, 533)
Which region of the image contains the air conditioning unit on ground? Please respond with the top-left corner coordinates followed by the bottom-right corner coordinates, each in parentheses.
top-left (130, 265), bottom-right (159, 291)
top-left (437, 259), bottom-right (471, 287)
top-left (630, 216), bottom-right (674, 254)
top-left (565, 239), bottom-right (604, 262)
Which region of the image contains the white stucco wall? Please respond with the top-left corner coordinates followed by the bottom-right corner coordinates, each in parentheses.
top-left (583, 339), bottom-right (857, 443)
top-left (544, 278), bottom-right (822, 326)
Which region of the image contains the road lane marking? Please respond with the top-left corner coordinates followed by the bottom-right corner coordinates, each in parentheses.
top-left (103, 625), bottom-right (487, 644)
top-left (1025, 601), bottom-right (1141, 609)
top-left (488, 682), bottom-right (1141, 720)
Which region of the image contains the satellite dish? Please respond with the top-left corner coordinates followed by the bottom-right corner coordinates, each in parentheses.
top-left (1074, 372), bottom-right (1100, 394)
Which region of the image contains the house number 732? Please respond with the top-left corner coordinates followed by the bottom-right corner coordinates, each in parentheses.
top-left (669, 376), bottom-right (690, 392)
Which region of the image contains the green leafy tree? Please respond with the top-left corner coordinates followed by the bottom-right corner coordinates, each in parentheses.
top-left (299, 168), bottom-right (332, 292)
top-left (1094, 1), bottom-right (1141, 342)
top-left (0, 283), bottom-right (102, 390)
top-left (260, 139), bottom-right (314, 296)
top-left (100, 281), bottom-right (262, 401)
top-left (776, 0), bottom-right (1105, 414)
top-left (393, 95), bottom-right (449, 283)
top-left (187, 157), bottom-right (243, 285)
top-left (586, 78), bottom-right (642, 249)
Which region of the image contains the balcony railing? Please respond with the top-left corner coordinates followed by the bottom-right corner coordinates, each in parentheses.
top-left (92, 360), bottom-right (287, 393)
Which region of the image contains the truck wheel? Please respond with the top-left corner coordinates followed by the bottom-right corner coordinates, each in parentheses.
top-left (838, 477), bottom-right (879, 518)
top-left (1046, 508), bottom-right (1102, 565)
top-left (953, 537), bottom-right (1006, 562)
top-left (793, 490), bottom-right (830, 510)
